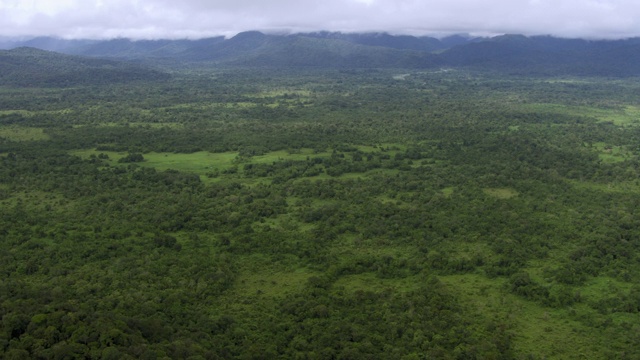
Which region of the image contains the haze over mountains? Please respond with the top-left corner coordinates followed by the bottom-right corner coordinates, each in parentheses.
top-left (2, 31), bottom-right (640, 83)
top-left (0, 47), bottom-right (169, 87)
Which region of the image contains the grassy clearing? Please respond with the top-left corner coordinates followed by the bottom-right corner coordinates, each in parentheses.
top-left (70, 149), bottom-right (121, 161)
top-left (72, 122), bottom-right (183, 129)
top-left (597, 152), bottom-right (626, 163)
top-left (0, 126), bottom-right (49, 141)
top-left (442, 186), bottom-right (455, 197)
top-left (0, 110), bottom-right (34, 116)
top-left (70, 150), bottom-right (238, 172)
top-left (208, 254), bottom-right (321, 322)
top-left (299, 172), bottom-right (367, 182)
top-left (164, 102), bottom-right (258, 110)
top-left (234, 267), bottom-right (319, 298)
top-left (441, 274), bottom-right (612, 359)
top-left (543, 79), bottom-right (593, 84)
top-left (448, 241), bottom-right (494, 260)
top-left (591, 142), bottom-right (631, 163)
top-left (69, 148), bottom-right (350, 185)
top-left (356, 143), bottom-right (408, 154)
top-left (597, 105), bottom-right (640, 126)
top-left (0, 189), bottom-right (71, 211)
top-left (69, 145), bottom-right (419, 186)
top-left (248, 89), bottom-right (312, 98)
top-left (134, 151), bottom-right (238, 173)
top-left (0, 109), bottom-right (74, 117)
top-left (579, 276), bottom-right (633, 303)
top-left (261, 217), bottom-right (315, 233)
top-left (375, 195), bottom-right (411, 208)
top-left (214, 102), bottom-right (256, 108)
top-left (392, 74), bottom-right (410, 80)
top-left (333, 272), bottom-right (421, 294)
top-left (483, 188), bottom-right (519, 199)
top-left (521, 103), bottom-right (640, 127)
top-left (250, 148), bottom-right (331, 163)
top-left (331, 239), bottom-right (417, 259)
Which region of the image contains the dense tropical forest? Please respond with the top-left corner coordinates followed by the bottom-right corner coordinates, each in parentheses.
top-left (2, 49), bottom-right (640, 359)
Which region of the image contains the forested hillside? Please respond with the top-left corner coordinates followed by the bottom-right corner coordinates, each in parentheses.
top-left (0, 47), bottom-right (169, 87)
top-left (2, 67), bottom-right (640, 358)
top-left (4, 32), bottom-right (640, 76)
top-left (440, 34), bottom-right (640, 76)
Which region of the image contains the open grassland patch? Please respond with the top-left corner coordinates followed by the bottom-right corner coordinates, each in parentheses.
top-left (250, 148), bottom-right (331, 163)
top-left (167, 102), bottom-right (258, 110)
top-left (233, 267), bottom-right (319, 298)
top-left (73, 144), bottom-right (405, 168)
top-left (248, 89), bottom-right (312, 98)
top-left (133, 151), bottom-right (238, 173)
top-left (0, 190), bottom-right (71, 212)
top-left (591, 142), bottom-right (632, 163)
top-left (356, 143), bottom-right (408, 154)
top-left (258, 213), bottom-right (315, 232)
top-left (331, 239), bottom-right (418, 259)
top-left (441, 186), bottom-right (455, 197)
top-left (71, 150), bottom-right (238, 173)
top-left (393, 74), bottom-right (411, 80)
top-left (483, 187), bottom-right (519, 199)
top-left (70, 148), bottom-right (405, 185)
top-left (446, 241), bottom-right (494, 260)
top-left (69, 149), bottom-right (120, 161)
top-left (73, 122), bottom-right (184, 129)
top-left (289, 167), bottom-right (402, 184)
top-left (597, 105), bottom-right (640, 126)
top-left (543, 78), bottom-right (593, 84)
top-left (521, 103), bottom-right (640, 126)
top-left (441, 274), bottom-right (615, 359)
top-left (0, 126), bottom-right (49, 141)
top-left (578, 276), bottom-right (633, 303)
top-left (333, 272), bottom-right (421, 294)
top-left (214, 102), bottom-right (256, 108)
top-left (375, 195), bottom-right (411, 208)
top-left (597, 151), bottom-right (627, 163)
top-left (0, 110), bottom-right (34, 117)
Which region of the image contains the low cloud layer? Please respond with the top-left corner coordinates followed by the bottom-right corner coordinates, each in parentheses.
top-left (1, 0), bottom-right (639, 39)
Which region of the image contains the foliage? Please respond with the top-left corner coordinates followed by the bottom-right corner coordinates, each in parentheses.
top-left (0, 47), bottom-right (169, 87)
top-left (1, 68), bottom-right (640, 358)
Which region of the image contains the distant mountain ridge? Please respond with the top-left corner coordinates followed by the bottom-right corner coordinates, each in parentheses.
top-left (439, 34), bottom-right (640, 76)
top-left (0, 47), bottom-right (170, 87)
top-left (2, 31), bottom-right (640, 76)
top-left (0, 32), bottom-right (472, 56)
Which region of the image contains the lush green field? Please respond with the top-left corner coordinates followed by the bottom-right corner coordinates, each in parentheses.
top-left (2, 69), bottom-right (640, 359)
top-left (0, 125), bottom-right (49, 141)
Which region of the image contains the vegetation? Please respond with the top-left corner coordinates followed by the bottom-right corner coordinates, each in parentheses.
top-left (7, 32), bottom-right (640, 76)
top-left (2, 66), bottom-right (640, 359)
top-left (0, 47), bottom-right (169, 87)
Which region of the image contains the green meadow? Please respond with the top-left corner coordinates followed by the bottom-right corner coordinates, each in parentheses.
top-left (0, 126), bottom-right (49, 141)
top-left (521, 103), bottom-right (640, 126)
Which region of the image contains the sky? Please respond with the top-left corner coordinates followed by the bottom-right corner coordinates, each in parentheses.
top-left (1, 0), bottom-right (639, 40)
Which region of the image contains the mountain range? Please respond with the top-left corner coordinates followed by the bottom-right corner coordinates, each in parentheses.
top-left (2, 31), bottom-right (640, 85)
top-left (0, 47), bottom-right (170, 87)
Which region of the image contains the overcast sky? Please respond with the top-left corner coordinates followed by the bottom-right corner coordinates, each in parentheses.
top-left (1, 0), bottom-right (639, 40)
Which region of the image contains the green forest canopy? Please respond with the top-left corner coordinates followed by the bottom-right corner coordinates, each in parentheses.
top-left (1, 68), bottom-right (640, 359)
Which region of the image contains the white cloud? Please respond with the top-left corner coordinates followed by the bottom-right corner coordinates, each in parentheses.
top-left (1, 0), bottom-right (640, 39)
